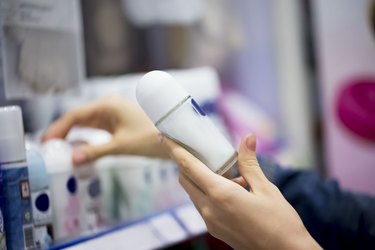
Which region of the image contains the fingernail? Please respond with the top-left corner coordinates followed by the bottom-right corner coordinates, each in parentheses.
top-left (245, 134), bottom-right (256, 151)
top-left (73, 148), bottom-right (87, 164)
top-left (158, 133), bottom-right (164, 144)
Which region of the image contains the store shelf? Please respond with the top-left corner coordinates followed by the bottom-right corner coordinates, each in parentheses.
top-left (49, 203), bottom-right (207, 250)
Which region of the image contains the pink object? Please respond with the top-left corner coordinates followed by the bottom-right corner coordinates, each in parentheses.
top-left (314, 0), bottom-right (375, 195)
top-left (336, 80), bottom-right (375, 142)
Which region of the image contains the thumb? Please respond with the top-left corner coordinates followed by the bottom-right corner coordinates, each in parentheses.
top-left (238, 134), bottom-right (267, 191)
top-left (72, 142), bottom-right (115, 165)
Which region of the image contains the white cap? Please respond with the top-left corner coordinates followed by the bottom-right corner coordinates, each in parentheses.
top-left (136, 71), bottom-right (190, 123)
top-left (0, 106), bottom-right (26, 163)
top-left (41, 139), bottom-right (73, 174)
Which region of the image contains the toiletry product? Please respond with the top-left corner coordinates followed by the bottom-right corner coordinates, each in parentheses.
top-left (41, 139), bottom-right (80, 242)
top-left (136, 71), bottom-right (237, 175)
top-left (0, 106), bottom-right (35, 250)
top-left (67, 128), bottom-right (107, 232)
top-left (73, 160), bottom-right (102, 234)
top-left (112, 156), bottom-right (156, 220)
top-left (26, 148), bottom-right (53, 249)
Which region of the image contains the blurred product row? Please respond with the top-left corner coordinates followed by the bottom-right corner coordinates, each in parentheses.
top-left (0, 106), bottom-right (189, 250)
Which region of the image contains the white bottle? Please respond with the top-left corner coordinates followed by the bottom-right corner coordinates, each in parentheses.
top-left (136, 71), bottom-right (237, 175)
top-left (72, 156), bottom-right (102, 235)
top-left (67, 128), bottom-right (106, 232)
top-left (41, 139), bottom-right (81, 242)
top-left (26, 147), bottom-right (53, 249)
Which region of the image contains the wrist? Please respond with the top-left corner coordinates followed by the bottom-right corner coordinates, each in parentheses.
top-left (286, 231), bottom-right (322, 250)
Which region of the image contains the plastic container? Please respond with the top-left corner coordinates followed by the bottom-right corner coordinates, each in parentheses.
top-left (73, 160), bottom-right (103, 235)
top-left (41, 139), bottom-right (81, 242)
top-left (67, 128), bottom-right (107, 232)
top-left (136, 71), bottom-right (237, 175)
top-left (26, 147), bottom-right (53, 249)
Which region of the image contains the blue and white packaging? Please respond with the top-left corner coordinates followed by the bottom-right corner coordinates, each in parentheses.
top-left (42, 139), bottom-right (81, 243)
top-left (67, 128), bottom-right (107, 232)
top-left (74, 162), bottom-right (103, 235)
top-left (137, 71), bottom-right (237, 175)
top-left (0, 106), bottom-right (35, 250)
top-left (26, 147), bottom-right (53, 249)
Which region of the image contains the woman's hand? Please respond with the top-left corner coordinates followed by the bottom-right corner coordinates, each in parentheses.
top-left (160, 134), bottom-right (321, 250)
top-left (42, 96), bottom-right (168, 164)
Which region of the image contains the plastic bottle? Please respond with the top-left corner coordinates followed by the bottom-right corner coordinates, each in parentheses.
top-left (112, 156), bottom-right (155, 220)
top-left (67, 128), bottom-right (106, 233)
top-left (26, 147), bottom-right (53, 249)
top-left (0, 106), bottom-right (35, 250)
top-left (41, 139), bottom-right (81, 242)
top-left (136, 71), bottom-right (237, 175)
top-left (72, 158), bottom-right (102, 235)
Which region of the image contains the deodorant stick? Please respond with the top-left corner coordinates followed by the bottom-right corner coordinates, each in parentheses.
top-left (136, 71), bottom-right (237, 175)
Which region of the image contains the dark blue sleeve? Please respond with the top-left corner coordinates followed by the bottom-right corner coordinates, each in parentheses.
top-left (258, 156), bottom-right (375, 250)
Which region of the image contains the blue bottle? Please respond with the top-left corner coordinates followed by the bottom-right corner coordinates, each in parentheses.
top-left (26, 147), bottom-right (53, 249)
top-left (0, 106), bottom-right (35, 250)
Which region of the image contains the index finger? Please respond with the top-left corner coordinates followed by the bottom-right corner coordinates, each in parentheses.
top-left (41, 104), bottom-right (95, 142)
top-left (160, 134), bottom-right (223, 195)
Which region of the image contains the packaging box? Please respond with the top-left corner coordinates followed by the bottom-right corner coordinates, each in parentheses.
top-left (0, 0), bottom-right (84, 99)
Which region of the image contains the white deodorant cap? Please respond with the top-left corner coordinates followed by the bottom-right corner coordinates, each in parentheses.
top-left (136, 70), bottom-right (190, 124)
top-left (0, 106), bottom-right (26, 163)
top-left (42, 139), bottom-right (73, 174)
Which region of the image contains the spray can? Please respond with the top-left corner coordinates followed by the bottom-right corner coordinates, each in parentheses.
top-left (136, 71), bottom-right (237, 175)
top-left (0, 106), bottom-right (35, 250)
top-left (26, 147), bottom-right (53, 249)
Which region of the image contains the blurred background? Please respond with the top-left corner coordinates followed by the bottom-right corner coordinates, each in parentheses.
top-left (1, 0), bottom-right (375, 249)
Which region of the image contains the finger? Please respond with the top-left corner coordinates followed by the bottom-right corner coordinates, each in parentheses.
top-left (160, 135), bottom-right (221, 195)
top-left (42, 105), bottom-right (95, 142)
top-left (238, 134), bottom-right (268, 191)
top-left (72, 142), bottom-right (116, 165)
top-left (231, 176), bottom-right (248, 188)
top-left (179, 173), bottom-right (207, 207)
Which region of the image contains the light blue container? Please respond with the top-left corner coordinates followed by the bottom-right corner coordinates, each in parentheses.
top-left (27, 147), bottom-right (53, 249)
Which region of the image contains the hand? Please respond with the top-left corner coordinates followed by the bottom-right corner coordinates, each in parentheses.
top-left (42, 96), bottom-right (168, 165)
top-left (161, 134), bottom-right (321, 250)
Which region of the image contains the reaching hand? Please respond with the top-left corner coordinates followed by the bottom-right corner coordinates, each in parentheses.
top-left (160, 134), bottom-right (321, 250)
top-left (42, 96), bottom-right (168, 165)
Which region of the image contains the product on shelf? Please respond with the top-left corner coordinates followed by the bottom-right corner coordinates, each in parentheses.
top-left (0, 106), bottom-right (35, 249)
top-left (26, 147), bottom-right (53, 249)
top-left (42, 139), bottom-right (81, 242)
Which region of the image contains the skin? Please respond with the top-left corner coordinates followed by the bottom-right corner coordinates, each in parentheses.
top-left (160, 134), bottom-right (321, 250)
top-left (42, 95), bottom-right (168, 164)
top-left (42, 96), bottom-right (321, 249)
